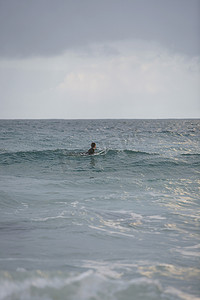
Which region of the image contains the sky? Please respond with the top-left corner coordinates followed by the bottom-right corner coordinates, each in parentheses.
top-left (0, 0), bottom-right (200, 119)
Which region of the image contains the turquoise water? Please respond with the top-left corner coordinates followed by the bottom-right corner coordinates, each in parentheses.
top-left (0, 119), bottom-right (200, 300)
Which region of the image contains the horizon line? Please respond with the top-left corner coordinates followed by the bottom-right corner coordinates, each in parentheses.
top-left (0, 117), bottom-right (199, 121)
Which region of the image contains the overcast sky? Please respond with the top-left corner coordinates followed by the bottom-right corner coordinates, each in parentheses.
top-left (0, 0), bottom-right (200, 119)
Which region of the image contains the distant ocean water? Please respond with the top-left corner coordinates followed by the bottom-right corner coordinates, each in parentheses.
top-left (0, 119), bottom-right (199, 300)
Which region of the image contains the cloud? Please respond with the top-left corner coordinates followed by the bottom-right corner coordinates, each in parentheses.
top-left (0, 0), bottom-right (199, 58)
top-left (0, 40), bottom-right (200, 119)
top-left (54, 41), bottom-right (200, 117)
top-left (58, 71), bottom-right (109, 95)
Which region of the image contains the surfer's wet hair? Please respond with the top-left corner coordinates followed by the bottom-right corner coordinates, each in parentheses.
top-left (91, 143), bottom-right (96, 148)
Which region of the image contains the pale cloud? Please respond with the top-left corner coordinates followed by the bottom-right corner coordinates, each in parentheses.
top-left (0, 40), bottom-right (200, 119)
top-left (54, 41), bottom-right (200, 118)
top-left (58, 71), bottom-right (109, 95)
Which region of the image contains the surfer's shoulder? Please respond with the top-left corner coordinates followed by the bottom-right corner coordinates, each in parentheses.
top-left (87, 148), bottom-right (94, 155)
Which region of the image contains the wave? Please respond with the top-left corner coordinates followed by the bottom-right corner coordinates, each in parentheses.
top-left (0, 269), bottom-right (173, 300)
top-left (106, 149), bottom-right (154, 156)
top-left (157, 129), bottom-right (199, 137)
top-left (0, 268), bottom-right (198, 300)
top-left (0, 148), bottom-right (155, 165)
top-left (0, 149), bottom-right (74, 165)
top-left (0, 148), bottom-right (199, 169)
top-left (181, 153), bottom-right (200, 157)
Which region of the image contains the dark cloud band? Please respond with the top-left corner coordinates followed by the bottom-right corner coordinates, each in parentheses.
top-left (0, 0), bottom-right (199, 58)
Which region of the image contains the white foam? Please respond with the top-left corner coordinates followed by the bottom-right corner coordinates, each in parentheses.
top-left (173, 244), bottom-right (200, 257)
top-left (89, 225), bottom-right (134, 237)
top-left (148, 215), bottom-right (166, 220)
top-left (0, 270), bottom-right (93, 300)
top-left (174, 249), bottom-right (200, 257)
top-left (165, 286), bottom-right (200, 300)
top-left (1, 265), bottom-right (199, 300)
top-left (185, 244), bottom-right (200, 249)
top-left (16, 268), bottom-right (26, 272)
top-left (31, 213), bottom-right (69, 222)
top-left (0, 270), bottom-right (165, 300)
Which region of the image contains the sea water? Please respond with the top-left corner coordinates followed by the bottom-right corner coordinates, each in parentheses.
top-left (0, 119), bottom-right (199, 300)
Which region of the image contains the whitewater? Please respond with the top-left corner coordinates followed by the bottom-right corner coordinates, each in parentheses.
top-left (0, 119), bottom-right (199, 300)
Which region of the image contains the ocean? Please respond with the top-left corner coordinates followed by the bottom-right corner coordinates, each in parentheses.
top-left (0, 119), bottom-right (199, 300)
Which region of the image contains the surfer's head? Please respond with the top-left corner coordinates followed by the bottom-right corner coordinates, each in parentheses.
top-left (91, 142), bottom-right (96, 149)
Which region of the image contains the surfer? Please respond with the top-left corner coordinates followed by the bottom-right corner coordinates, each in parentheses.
top-left (87, 142), bottom-right (96, 155)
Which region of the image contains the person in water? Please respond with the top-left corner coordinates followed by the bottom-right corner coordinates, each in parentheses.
top-left (87, 142), bottom-right (96, 155)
